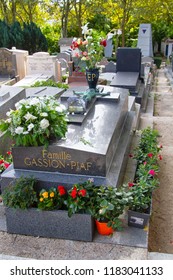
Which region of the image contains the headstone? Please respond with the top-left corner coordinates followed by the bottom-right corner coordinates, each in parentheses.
top-left (57, 58), bottom-right (68, 75)
top-left (58, 38), bottom-right (73, 53)
top-left (25, 86), bottom-right (65, 99)
top-left (26, 52), bottom-right (57, 79)
top-left (12, 74), bottom-right (53, 87)
top-left (10, 47), bottom-right (29, 80)
top-left (137, 23), bottom-right (153, 57)
top-left (104, 38), bottom-right (113, 58)
top-left (56, 52), bottom-right (71, 62)
top-left (102, 61), bottom-right (116, 73)
top-left (116, 47), bottom-right (142, 73)
top-left (0, 48), bottom-right (18, 84)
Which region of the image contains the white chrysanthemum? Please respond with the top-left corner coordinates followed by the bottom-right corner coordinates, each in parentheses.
top-left (40, 118), bottom-right (49, 130)
top-left (40, 112), bottom-right (48, 117)
top-left (15, 126), bottom-right (24, 134)
top-left (28, 123), bottom-right (34, 131)
top-left (24, 112), bottom-right (37, 121)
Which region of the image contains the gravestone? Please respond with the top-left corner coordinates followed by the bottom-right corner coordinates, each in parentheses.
top-left (0, 86), bottom-right (26, 154)
top-left (58, 38), bottom-right (73, 53)
top-left (137, 23), bottom-right (153, 57)
top-left (56, 52), bottom-right (71, 62)
top-left (1, 86), bottom-right (135, 189)
top-left (10, 47), bottom-right (28, 80)
top-left (102, 61), bottom-right (116, 73)
top-left (116, 47), bottom-right (141, 73)
top-left (104, 38), bottom-right (113, 58)
top-left (0, 48), bottom-right (18, 85)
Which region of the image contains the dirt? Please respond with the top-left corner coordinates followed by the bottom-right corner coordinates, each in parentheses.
top-left (148, 66), bottom-right (173, 254)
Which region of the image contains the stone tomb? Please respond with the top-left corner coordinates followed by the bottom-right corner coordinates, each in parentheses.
top-left (0, 86), bottom-right (26, 154)
top-left (2, 86), bottom-right (135, 189)
top-left (0, 48), bottom-right (19, 85)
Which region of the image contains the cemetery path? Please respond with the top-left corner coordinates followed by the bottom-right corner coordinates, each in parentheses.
top-left (148, 66), bottom-right (173, 254)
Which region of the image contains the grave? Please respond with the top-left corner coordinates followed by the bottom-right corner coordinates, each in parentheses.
top-left (137, 23), bottom-right (153, 57)
top-left (58, 38), bottom-right (73, 53)
top-left (110, 47), bottom-right (146, 105)
top-left (0, 48), bottom-right (19, 85)
top-left (1, 85), bottom-right (135, 189)
top-left (0, 86), bottom-right (26, 154)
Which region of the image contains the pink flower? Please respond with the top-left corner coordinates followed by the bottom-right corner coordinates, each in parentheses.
top-left (148, 169), bottom-right (156, 176)
top-left (158, 155), bottom-right (163, 160)
top-left (143, 161), bottom-right (147, 165)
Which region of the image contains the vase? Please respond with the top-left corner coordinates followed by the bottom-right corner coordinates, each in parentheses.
top-left (86, 68), bottom-right (99, 90)
top-left (95, 220), bottom-right (114, 235)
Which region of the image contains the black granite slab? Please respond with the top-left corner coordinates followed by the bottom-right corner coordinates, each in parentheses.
top-left (12, 87), bottom-right (126, 177)
top-left (116, 47), bottom-right (141, 73)
top-left (110, 72), bottom-right (139, 90)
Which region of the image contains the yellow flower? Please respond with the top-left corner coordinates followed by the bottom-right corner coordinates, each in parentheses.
top-left (42, 192), bottom-right (48, 198)
top-left (40, 197), bottom-right (44, 202)
top-left (50, 192), bottom-right (55, 198)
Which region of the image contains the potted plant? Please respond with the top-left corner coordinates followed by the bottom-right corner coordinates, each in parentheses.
top-left (0, 96), bottom-right (68, 147)
top-left (88, 185), bottom-right (131, 235)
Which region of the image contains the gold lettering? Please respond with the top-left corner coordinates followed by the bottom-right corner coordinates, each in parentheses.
top-left (86, 162), bottom-right (92, 170)
top-left (91, 73), bottom-right (96, 80)
top-left (24, 157), bottom-right (31, 166)
top-left (31, 158), bottom-right (38, 166)
top-left (71, 161), bottom-right (77, 169)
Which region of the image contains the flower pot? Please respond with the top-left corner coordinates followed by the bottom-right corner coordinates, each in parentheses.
top-left (127, 209), bottom-right (150, 229)
top-left (5, 207), bottom-right (95, 242)
top-left (86, 68), bottom-right (99, 89)
top-left (95, 220), bottom-right (114, 235)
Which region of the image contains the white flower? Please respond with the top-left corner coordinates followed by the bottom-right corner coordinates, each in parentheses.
top-left (6, 110), bottom-right (13, 117)
top-left (29, 98), bottom-right (40, 106)
top-left (5, 118), bottom-right (12, 123)
top-left (15, 126), bottom-right (24, 134)
top-left (40, 118), bottom-right (49, 130)
top-left (24, 112), bottom-right (37, 121)
top-left (15, 99), bottom-right (28, 110)
top-left (28, 123), bottom-right (34, 131)
top-left (81, 23), bottom-right (89, 36)
top-left (56, 104), bottom-right (66, 113)
top-left (40, 112), bottom-right (48, 117)
top-left (23, 131), bottom-right (29, 135)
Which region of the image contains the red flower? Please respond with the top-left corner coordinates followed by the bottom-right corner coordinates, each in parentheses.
top-left (100, 39), bottom-right (107, 47)
top-left (147, 153), bottom-right (153, 158)
top-left (148, 169), bottom-right (156, 176)
top-left (128, 182), bottom-right (135, 188)
top-left (158, 154), bottom-right (163, 160)
top-left (70, 187), bottom-right (77, 199)
top-left (57, 185), bottom-right (66, 196)
top-left (0, 159), bottom-right (4, 164)
top-left (4, 162), bottom-right (10, 169)
top-left (6, 151), bottom-right (12, 155)
top-left (78, 189), bottom-right (87, 197)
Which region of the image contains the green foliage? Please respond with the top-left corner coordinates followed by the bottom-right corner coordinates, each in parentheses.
top-left (38, 186), bottom-right (67, 210)
top-left (153, 57), bottom-right (162, 69)
top-left (31, 79), bottom-right (69, 89)
top-left (2, 176), bottom-right (37, 209)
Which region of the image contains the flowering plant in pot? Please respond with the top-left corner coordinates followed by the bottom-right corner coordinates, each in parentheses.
top-left (88, 185), bottom-right (131, 233)
top-left (0, 96), bottom-right (68, 147)
top-left (38, 185), bottom-right (67, 210)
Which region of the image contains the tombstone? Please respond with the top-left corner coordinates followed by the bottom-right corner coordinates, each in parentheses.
top-left (10, 47), bottom-right (29, 80)
top-left (58, 38), bottom-right (73, 53)
top-left (26, 52), bottom-right (58, 80)
top-left (0, 86), bottom-right (26, 154)
top-left (25, 86), bottom-right (65, 99)
top-left (104, 38), bottom-right (113, 58)
top-left (102, 61), bottom-right (116, 73)
top-left (56, 52), bottom-right (71, 62)
top-left (2, 86), bottom-right (135, 188)
top-left (137, 23), bottom-right (153, 57)
top-left (116, 47), bottom-right (142, 73)
top-left (0, 48), bottom-right (19, 85)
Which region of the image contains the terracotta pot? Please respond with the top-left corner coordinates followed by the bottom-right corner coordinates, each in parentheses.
top-left (95, 220), bottom-right (114, 235)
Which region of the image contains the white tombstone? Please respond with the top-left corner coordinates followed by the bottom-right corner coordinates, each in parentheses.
top-left (137, 23), bottom-right (153, 57)
top-left (10, 47), bottom-right (29, 80)
top-left (26, 52), bottom-right (58, 81)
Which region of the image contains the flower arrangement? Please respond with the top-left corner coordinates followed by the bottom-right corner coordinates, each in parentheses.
top-left (127, 127), bottom-right (163, 213)
top-left (0, 151), bottom-right (12, 174)
top-left (0, 96), bottom-right (68, 147)
top-left (71, 23), bottom-right (107, 70)
top-left (38, 185), bottom-right (67, 210)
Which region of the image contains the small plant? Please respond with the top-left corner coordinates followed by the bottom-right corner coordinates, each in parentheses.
top-left (31, 79), bottom-right (69, 89)
top-left (38, 185), bottom-right (67, 210)
top-left (0, 151), bottom-right (13, 174)
top-left (2, 176), bottom-right (37, 209)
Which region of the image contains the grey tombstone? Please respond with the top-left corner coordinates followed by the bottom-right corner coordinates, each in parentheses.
top-left (137, 23), bottom-right (153, 57)
top-left (102, 61), bottom-right (116, 73)
top-left (104, 38), bottom-right (113, 58)
top-left (58, 38), bottom-right (73, 53)
top-left (0, 48), bottom-right (18, 84)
